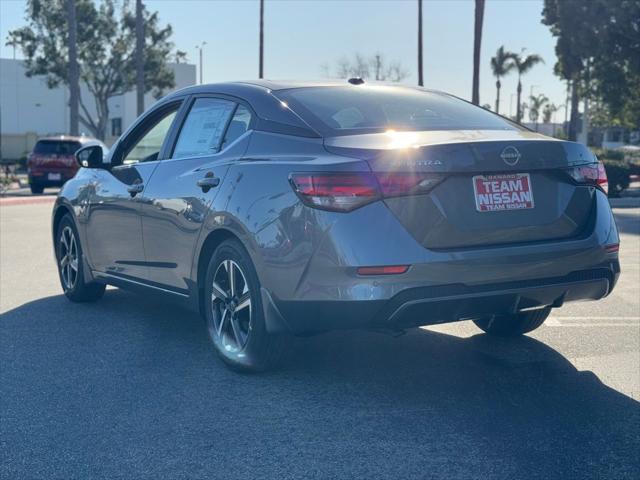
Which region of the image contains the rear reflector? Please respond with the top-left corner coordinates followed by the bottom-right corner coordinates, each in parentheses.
top-left (290, 171), bottom-right (443, 212)
top-left (357, 265), bottom-right (410, 275)
top-left (568, 161), bottom-right (608, 194)
top-left (604, 244), bottom-right (619, 253)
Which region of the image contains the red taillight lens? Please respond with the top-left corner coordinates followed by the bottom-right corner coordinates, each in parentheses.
top-left (290, 173), bottom-right (380, 212)
top-left (290, 172), bottom-right (443, 212)
top-left (568, 161), bottom-right (608, 194)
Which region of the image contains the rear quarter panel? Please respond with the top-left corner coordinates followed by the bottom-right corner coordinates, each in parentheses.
top-left (192, 131), bottom-right (370, 299)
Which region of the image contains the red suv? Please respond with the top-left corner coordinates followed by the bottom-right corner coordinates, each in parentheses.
top-left (27, 136), bottom-right (103, 194)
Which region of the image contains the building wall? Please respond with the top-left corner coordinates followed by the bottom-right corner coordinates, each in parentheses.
top-left (0, 58), bottom-right (196, 161)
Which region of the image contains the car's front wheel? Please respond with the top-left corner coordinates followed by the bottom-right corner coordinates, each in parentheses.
top-left (473, 307), bottom-right (551, 337)
top-left (56, 215), bottom-right (106, 302)
top-left (204, 239), bottom-right (285, 372)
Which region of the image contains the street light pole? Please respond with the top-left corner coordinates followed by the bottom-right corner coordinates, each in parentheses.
top-left (196, 42), bottom-right (207, 84)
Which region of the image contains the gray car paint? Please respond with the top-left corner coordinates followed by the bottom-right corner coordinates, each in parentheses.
top-left (53, 81), bottom-right (620, 334)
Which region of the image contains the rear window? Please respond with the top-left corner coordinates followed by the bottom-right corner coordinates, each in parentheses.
top-left (276, 86), bottom-right (521, 136)
top-left (33, 140), bottom-right (82, 155)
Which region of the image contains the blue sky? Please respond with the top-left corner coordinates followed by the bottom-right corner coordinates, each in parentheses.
top-left (0, 0), bottom-right (568, 120)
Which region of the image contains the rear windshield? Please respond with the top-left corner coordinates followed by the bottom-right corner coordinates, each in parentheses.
top-left (33, 140), bottom-right (82, 155)
top-left (276, 86), bottom-right (521, 136)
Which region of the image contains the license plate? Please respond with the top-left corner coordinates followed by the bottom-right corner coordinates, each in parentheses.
top-left (473, 173), bottom-right (534, 212)
top-left (48, 173), bottom-right (61, 181)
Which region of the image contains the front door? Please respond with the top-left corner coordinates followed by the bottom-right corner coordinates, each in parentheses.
top-left (85, 102), bottom-right (183, 280)
top-left (140, 97), bottom-right (253, 291)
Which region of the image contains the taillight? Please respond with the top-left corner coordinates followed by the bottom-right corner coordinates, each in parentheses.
top-left (289, 173), bottom-right (380, 212)
top-left (567, 161), bottom-right (608, 194)
top-left (290, 172), bottom-right (443, 212)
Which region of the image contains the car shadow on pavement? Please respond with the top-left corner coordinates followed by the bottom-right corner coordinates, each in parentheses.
top-left (2, 288), bottom-right (639, 479)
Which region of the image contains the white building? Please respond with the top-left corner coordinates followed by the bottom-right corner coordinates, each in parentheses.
top-left (0, 58), bottom-right (196, 161)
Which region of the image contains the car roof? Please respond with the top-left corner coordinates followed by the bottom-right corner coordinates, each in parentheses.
top-left (166, 79), bottom-right (440, 98)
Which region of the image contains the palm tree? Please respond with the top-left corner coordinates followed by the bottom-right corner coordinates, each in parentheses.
top-left (259, 0), bottom-right (264, 79)
top-left (471, 0), bottom-right (485, 104)
top-left (543, 102), bottom-right (559, 136)
top-left (528, 94), bottom-right (548, 131)
top-left (135, 0), bottom-right (145, 116)
top-left (417, 0), bottom-right (423, 86)
top-left (490, 46), bottom-right (515, 114)
top-left (542, 102), bottom-right (558, 124)
top-left (66, 0), bottom-right (79, 135)
top-left (510, 50), bottom-right (544, 123)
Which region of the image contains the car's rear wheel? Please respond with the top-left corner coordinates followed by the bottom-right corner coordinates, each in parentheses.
top-left (473, 307), bottom-right (551, 337)
top-left (30, 183), bottom-right (44, 194)
top-left (204, 239), bottom-right (285, 372)
top-left (56, 215), bottom-right (105, 302)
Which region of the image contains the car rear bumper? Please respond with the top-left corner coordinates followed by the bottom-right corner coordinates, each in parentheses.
top-left (29, 168), bottom-right (77, 186)
top-left (265, 262), bottom-right (620, 334)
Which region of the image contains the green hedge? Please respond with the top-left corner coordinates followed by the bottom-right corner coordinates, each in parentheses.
top-left (602, 159), bottom-right (631, 197)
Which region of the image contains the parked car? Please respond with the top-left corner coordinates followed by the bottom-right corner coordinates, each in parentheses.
top-left (52, 80), bottom-right (620, 372)
top-left (27, 135), bottom-right (104, 194)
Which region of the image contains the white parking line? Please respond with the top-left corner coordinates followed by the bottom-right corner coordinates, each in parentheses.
top-left (546, 316), bottom-right (640, 327)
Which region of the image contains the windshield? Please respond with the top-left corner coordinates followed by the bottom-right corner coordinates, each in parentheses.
top-left (276, 86), bottom-right (521, 136)
top-left (33, 140), bottom-right (82, 155)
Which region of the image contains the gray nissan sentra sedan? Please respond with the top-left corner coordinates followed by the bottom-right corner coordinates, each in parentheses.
top-left (52, 80), bottom-right (620, 371)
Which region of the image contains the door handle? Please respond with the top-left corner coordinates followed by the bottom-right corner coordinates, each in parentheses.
top-left (127, 182), bottom-right (144, 197)
top-left (196, 172), bottom-right (220, 193)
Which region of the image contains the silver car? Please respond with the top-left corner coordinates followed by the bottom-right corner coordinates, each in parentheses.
top-left (53, 80), bottom-right (620, 371)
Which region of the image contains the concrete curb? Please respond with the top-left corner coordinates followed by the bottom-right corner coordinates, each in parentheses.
top-left (609, 197), bottom-right (640, 208)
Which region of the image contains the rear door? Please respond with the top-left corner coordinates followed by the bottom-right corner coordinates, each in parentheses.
top-left (84, 101), bottom-right (184, 279)
top-left (140, 96), bottom-right (253, 292)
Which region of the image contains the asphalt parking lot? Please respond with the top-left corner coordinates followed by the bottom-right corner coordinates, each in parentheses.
top-left (1, 198), bottom-right (639, 479)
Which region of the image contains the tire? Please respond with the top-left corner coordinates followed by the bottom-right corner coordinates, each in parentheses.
top-left (55, 214), bottom-right (106, 302)
top-left (30, 183), bottom-right (44, 194)
top-left (473, 307), bottom-right (551, 337)
top-left (204, 239), bottom-right (285, 372)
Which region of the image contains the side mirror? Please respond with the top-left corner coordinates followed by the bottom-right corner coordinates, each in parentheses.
top-left (75, 145), bottom-right (109, 169)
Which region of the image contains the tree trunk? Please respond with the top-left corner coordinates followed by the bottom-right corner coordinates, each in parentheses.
top-left (67, 0), bottom-right (79, 136)
top-left (418, 0), bottom-right (423, 87)
top-left (495, 79), bottom-right (500, 114)
top-left (471, 0), bottom-right (485, 105)
top-left (568, 80), bottom-right (579, 141)
top-left (259, 0), bottom-right (264, 79)
top-left (136, 0), bottom-right (145, 116)
top-left (516, 79), bottom-right (522, 123)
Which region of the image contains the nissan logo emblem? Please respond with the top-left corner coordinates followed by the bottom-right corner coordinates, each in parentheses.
top-left (500, 146), bottom-right (521, 166)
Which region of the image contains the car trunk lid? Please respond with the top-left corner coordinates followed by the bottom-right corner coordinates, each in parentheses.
top-left (324, 130), bottom-right (597, 249)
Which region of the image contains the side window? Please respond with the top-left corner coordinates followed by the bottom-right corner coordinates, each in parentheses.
top-left (172, 98), bottom-right (236, 159)
top-left (221, 105), bottom-right (252, 150)
top-left (121, 106), bottom-right (180, 165)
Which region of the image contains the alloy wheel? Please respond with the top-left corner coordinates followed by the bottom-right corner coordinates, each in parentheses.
top-left (210, 259), bottom-right (252, 352)
top-left (59, 226), bottom-right (79, 290)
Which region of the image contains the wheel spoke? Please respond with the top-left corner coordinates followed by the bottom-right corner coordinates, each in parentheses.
top-left (61, 231), bottom-right (69, 251)
top-left (235, 293), bottom-right (251, 312)
top-left (216, 308), bottom-right (229, 337)
top-left (226, 260), bottom-right (236, 297)
top-left (211, 281), bottom-right (228, 301)
top-left (70, 257), bottom-right (78, 272)
top-left (230, 316), bottom-right (244, 347)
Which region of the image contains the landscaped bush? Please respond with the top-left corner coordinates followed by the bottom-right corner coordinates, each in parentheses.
top-left (602, 159), bottom-right (631, 197)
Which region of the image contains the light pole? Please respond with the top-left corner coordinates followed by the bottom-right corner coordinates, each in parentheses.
top-left (195, 41), bottom-right (207, 84)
